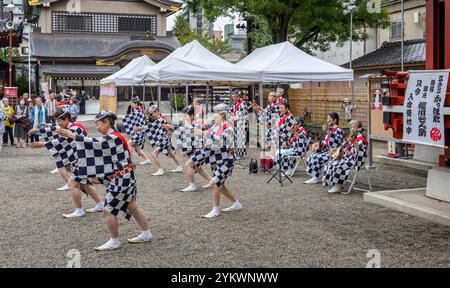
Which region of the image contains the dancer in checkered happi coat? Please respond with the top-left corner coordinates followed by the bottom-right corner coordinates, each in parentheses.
top-left (58, 111), bottom-right (153, 251)
top-left (322, 120), bottom-right (368, 193)
top-left (272, 100), bottom-right (295, 152)
top-left (124, 97), bottom-right (151, 165)
top-left (202, 103), bottom-right (242, 219)
top-left (136, 105), bottom-right (182, 176)
top-left (167, 105), bottom-right (211, 192)
top-left (274, 117), bottom-right (310, 174)
top-left (229, 91), bottom-right (248, 159)
top-left (29, 107), bottom-right (104, 218)
top-left (304, 112), bottom-right (345, 185)
top-left (250, 91), bottom-right (277, 149)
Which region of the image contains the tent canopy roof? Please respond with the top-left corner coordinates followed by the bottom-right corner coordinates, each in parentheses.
top-left (133, 40), bottom-right (260, 84)
top-left (236, 41), bottom-right (354, 82)
top-left (101, 55), bottom-right (155, 86)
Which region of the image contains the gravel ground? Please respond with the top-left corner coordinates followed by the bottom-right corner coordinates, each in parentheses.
top-left (0, 121), bottom-right (449, 268)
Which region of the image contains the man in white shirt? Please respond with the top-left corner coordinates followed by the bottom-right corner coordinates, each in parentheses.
top-left (45, 92), bottom-right (57, 123)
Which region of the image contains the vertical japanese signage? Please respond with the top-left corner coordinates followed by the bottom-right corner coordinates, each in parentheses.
top-left (403, 71), bottom-right (449, 146)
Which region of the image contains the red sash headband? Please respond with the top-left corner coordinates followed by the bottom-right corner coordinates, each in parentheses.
top-left (277, 112), bottom-right (291, 127)
top-left (111, 132), bottom-right (132, 158)
top-left (325, 126), bottom-right (343, 146)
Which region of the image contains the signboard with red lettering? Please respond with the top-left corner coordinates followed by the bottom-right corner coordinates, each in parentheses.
top-left (4, 87), bottom-right (17, 99)
top-left (403, 71), bottom-right (449, 147)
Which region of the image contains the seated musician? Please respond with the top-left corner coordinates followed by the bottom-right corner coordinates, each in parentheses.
top-left (304, 112), bottom-right (344, 184)
top-left (274, 116), bottom-right (310, 175)
top-left (322, 120), bottom-right (368, 193)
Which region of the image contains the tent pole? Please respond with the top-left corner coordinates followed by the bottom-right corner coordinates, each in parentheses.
top-left (131, 83), bottom-right (134, 99)
top-left (143, 82), bottom-right (146, 103)
top-left (206, 84), bottom-right (209, 114)
top-left (157, 82), bottom-right (161, 109)
top-left (170, 85), bottom-right (173, 124)
top-left (185, 84), bottom-right (189, 106)
top-left (367, 79), bottom-right (373, 168)
top-left (259, 82), bottom-right (264, 150)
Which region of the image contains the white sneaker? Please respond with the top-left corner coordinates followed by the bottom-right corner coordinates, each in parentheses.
top-left (303, 177), bottom-right (320, 184)
top-left (49, 168), bottom-right (59, 174)
top-left (202, 182), bottom-right (213, 189)
top-left (327, 185), bottom-right (344, 194)
top-left (170, 166), bottom-right (183, 173)
top-left (181, 183), bottom-right (197, 192)
top-left (63, 209), bottom-right (85, 219)
top-left (128, 232), bottom-right (153, 244)
top-left (86, 203), bottom-right (104, 213)
top-left (152, 169), bottom-right (164, 176)
top-left (139, 159), bottom-right (152, 165)
top-left (202, 209), bottom-right (221, 219)
top-left (222, 202), bottom-right (242, 212)
top-left (56, 184), bottom-right (70, 191)
top-left (95, 239), bottom-right (121, 251)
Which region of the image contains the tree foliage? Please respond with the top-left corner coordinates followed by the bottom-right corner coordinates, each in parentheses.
top-left (187, 0), bottom-right (390, 52)
top-left (173, 14), bottom-right (232, 56)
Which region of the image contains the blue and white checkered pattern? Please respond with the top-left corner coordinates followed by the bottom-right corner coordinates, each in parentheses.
top-left (71, 131), bottom-right (136, 220)
top-left (306, 127), bottom-right (344, 178)
top-left (322, 132), bottom-right (368, 186)
top-left (41, 123), bottom-right (87, 169)
top-left (143, 117), bottom-right (174, 155)
top-left (274, 130), bottom-right (310, 172)
top-left (123, 110), bottom-right (145, 135)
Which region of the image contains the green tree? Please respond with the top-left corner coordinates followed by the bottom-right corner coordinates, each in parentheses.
top-left (173, 15), bottom-right (232, 56)
top-left (187, 0), bottom-right (389, 52)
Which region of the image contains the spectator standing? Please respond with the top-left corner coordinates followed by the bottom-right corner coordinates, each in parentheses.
top-left (68, 98), bottom-right (78, 121)
top-left (0, 105), bottom-right (5, 152)
top-left (29, 97), bottom-right (48, 142)
top-left (45, 93), bottom-right (57, 123)
top-left (1, 98), bottom-right (15, 146)
top-left (14, 98), bottom-right (30, 148)
top-left (76, 88), bottom-right (89, 115)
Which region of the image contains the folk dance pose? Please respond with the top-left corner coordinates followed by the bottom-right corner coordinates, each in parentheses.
top-left (229, 91), bottom-right (248, 159)
top-left (322, 120), bottom-right (368, 193)
top-left (135, 105), bottom-right (182, 176)
top-left (304, 112), bottom-right (345, 184)
top-left (168, 106), bottom-right (211, 192)
top-left (122, 97), bottom-right (151, 165)
top-left (203, 103), bottom-right (242, 219)
top-left (272, 100), bottom-right (295, 156)
top-left (274, 117), bottom-right (310, 175)
top-left (58, 111), bottom-right (152, 251)
top-left (29, 108), bottom-right (104, 218)
top-left (250, 91), bottom-right (277, 149)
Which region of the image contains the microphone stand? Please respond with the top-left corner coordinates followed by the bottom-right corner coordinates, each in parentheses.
top-left (267, 125), bottom-right (293, 186)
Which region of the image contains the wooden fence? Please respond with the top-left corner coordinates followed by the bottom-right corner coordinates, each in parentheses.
top-left (265, 87), bottom-right (369, 127)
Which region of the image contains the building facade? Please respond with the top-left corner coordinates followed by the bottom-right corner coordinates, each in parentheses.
top-left (26, 0), bottom-right (181, 101)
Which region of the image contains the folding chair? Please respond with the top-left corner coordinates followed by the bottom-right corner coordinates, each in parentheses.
top-left (342, 164), bottom-right (373, 195)
top-left (285, 155), bottom-right (307, 177)
top-left (285, 137), bottom-right (311, 177)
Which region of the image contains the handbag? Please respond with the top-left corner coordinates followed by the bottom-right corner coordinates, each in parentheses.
top-left (22, 118), bottom-right (33, 130)
top-left (249, 158), bottom-right (258, 174)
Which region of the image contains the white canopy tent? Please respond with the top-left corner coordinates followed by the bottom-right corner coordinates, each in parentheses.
top-left (236, 41), bottom-right (354, 83)
top-left (101, 55), bottom-right (155, 86)
top-left (100, 55), bottom-right (156, 104)
top-left (133, 40), bottom-right (259, 84)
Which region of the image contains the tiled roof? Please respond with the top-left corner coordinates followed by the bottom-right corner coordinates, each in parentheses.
top-left (342, 39), bottom-right (425, 69)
